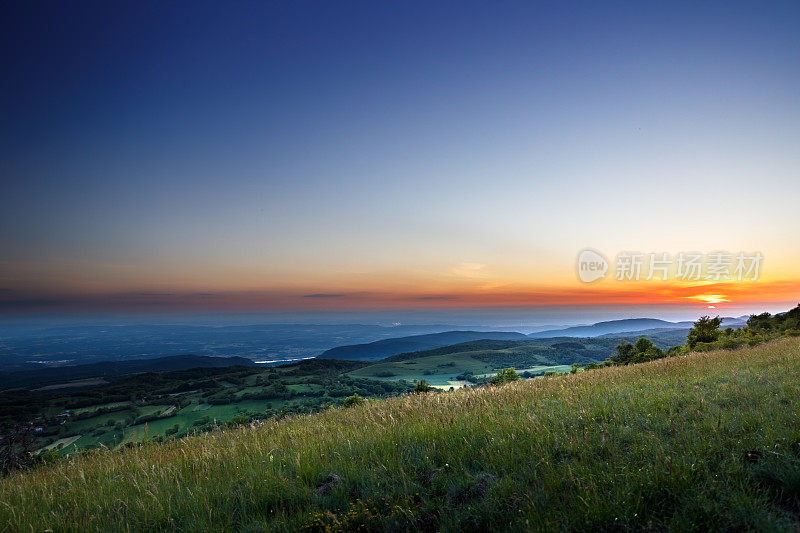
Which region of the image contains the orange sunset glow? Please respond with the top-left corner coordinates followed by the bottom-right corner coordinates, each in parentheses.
top-left (4, 4), bottom-right (800, 530)
top-left (0, 1), bottom-right (798, 326)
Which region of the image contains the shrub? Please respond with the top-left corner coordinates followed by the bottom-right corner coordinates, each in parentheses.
top-left (490, 367), bottom-right (520, 385)
top-left (456, 371), bottom-right (477, 383)
top-left (37, 449), bottom-right (60, 466)
top-left (666, 346), bottom-right (684, 356)
top-left (342, 394), bottom-right (365, 408)
top-left (0, 423), bottom-right (37, 476)
top-left (719, 337), bottom-right (746, 350)
top-left (224, 414), bottom-right (250, 428)
top-left (610, 337), bottom-right (665, 365)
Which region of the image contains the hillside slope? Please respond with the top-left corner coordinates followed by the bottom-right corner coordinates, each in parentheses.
top-left (317, 330), bottom-right (528, 361)
top-left (2, 338), bottom-right (800, 530)
top-left (348, 338), bottom-right (621, 386)
top-left (349, 332), bottom-right (686, 387)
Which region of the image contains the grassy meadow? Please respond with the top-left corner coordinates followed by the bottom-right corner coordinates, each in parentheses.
top-left (0, 360), bottom-right (412, 456)
top-left (4, 336), bottom-right (624, 455)
top-left (346, 337), bottom-right (621, 388)
top-left (2, 338), bottom-right (800, 531)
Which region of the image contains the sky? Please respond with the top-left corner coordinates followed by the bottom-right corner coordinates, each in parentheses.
top-left (1, 1), bottom-right (799, 324)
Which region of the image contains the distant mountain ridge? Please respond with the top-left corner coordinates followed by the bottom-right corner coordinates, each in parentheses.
top-left (318, 317), bottom-right (751, 361)
top-left (317, 331), bottom-right (528, 361)
top-left (0, 323), bottom-right (555, 371)
top-left (528, 317), bottom-right (747, 339)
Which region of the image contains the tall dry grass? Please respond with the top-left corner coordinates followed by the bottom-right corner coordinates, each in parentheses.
top-left (2, 338), bottom-right (800, 531)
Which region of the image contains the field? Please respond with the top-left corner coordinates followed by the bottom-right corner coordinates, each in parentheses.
top-left (347, 338), bottom-right (622, 387)
top-left (35, 379), bottom-right (109, 391)
top-left (2, 338), bottom-right (799, 530)
top-left (1, 332), bottom-right (684, 456)
top-left (2, 336), bottom-right (636, 454)
top-left (1, 360), bottom-right (412, 455)
top-left (348, 354), bottom-right (572, 389)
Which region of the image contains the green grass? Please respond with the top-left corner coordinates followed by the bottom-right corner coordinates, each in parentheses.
top-left (349, 344), bottom-right (576, 388)
top-left (69, 401), bottom-right (132, 416)
top-left (477, 364), bottom-right (573, 378)
top-left (347, 343), bottom-right (564, 383)
top-left (347, 337), bottom-right (623, 385)
top-left (3, 338), bottom-right (800, 531)
top-left (61, 409), bottom-right (135, 433)
top-left (137, 405), bottom-right (173, 417)
top-left (349, 352), bottom-right (493, 380)
top-left (3, 358), bottom-right (408, 454)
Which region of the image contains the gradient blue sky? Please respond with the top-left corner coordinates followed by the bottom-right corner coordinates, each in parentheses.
top-left (1, 1), bottom-right (799, 321)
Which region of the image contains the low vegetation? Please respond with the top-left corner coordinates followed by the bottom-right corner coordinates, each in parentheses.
top-left (5, 306), bottom-right (798, 463)
top-left (595, 304), bottom-right (800, 370)
top-left (0, 360), bottom-right (412, 462)
top-left (1, 337), bottom-right (799, 530)
top-left (488, 367), bottom-right (519, 385)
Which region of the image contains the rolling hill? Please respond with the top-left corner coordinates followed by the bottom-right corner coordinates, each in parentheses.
top-left (3, 338), bottom-right (799, 530)
top-left (348, 337), bottom-right (622, 387)
top-left (347, 328), bottom-right (689, 387)
top-left (598, 326), bottom-right (691, 347)
top-left (316, 330), bottom-right (528, 361)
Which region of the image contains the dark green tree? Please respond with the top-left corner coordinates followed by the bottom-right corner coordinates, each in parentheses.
top-left (634, 337), bottom-right (656, 354)
top-left (610, 339), bottom-right (636, 365)
top-left (490, 367), bottom-right (520, 385)
top-left (687, 316), bottom-right (723, 348)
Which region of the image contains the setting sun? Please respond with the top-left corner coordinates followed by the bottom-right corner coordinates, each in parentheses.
top-left (687, 294), bottom-right (730, 305)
